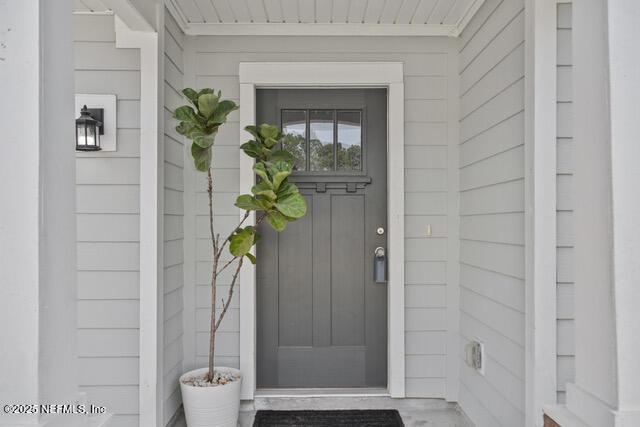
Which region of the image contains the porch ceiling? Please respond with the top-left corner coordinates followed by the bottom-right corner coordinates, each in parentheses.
top-left (73, 0), bottom-right (484, 37)
top-left (74, 0), bottom-right (111, 13)
top-left (166, 0), bottom-right (484, 36)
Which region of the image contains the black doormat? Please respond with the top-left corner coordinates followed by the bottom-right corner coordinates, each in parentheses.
top-left (253, 409), bottom-right (404, 426)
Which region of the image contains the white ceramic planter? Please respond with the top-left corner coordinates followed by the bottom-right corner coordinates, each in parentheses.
top-left (180, 367), bottom-right (242, 427)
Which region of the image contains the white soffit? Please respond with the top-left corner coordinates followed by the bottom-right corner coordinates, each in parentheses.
top-left (73, 0), bottom-right (113, 14)
top-left (166, 0), bottom-right (485, 37)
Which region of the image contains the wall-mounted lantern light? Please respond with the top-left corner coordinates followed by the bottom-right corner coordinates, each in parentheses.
top-left (75, 94), bottom-right (116, 152)
top-left (75, 105), bottom-right (104, 151)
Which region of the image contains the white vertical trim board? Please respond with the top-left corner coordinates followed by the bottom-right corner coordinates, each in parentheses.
top-left (445, 44), bottom-right (461, 402)
top-left (239, 81), bottom-right (258, 399)
top-left (114, 14), bottom-right (162, 427)
top-left (238, 62), bottom-right (405, 399)
top-left (524, 0), bottom-right (558, 426)
top-left (182, 34), bottom-right (197, 376)
top-left (607, 0), bottom-right (640, 422)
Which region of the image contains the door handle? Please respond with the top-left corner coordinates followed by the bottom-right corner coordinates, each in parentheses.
top-left (374, 247), bottom-right (387, 283)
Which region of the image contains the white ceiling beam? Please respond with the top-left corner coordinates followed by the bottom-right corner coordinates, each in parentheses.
top-left (450, 0), bottom-right (484, 36)
top-left (102, 0), bottom-right (153, 31)
top-left (184, 22), bottom-right (457, 36)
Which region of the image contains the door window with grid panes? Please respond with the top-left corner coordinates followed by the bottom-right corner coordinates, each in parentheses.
top-left (281, 109), bottom-right (363, 173)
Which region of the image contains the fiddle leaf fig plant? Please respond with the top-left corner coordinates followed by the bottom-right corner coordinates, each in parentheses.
top-left (174, 88), bottom-right (307, 384)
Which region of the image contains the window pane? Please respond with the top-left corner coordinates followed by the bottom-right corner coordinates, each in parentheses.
top-left (309, 110), bottom-right (334, 171)
top-left (281, 110), bottom-right (307, 171)
top-left (337, 111), bottom-right (362, 171)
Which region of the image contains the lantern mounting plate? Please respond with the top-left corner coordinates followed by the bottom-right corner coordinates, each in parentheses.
top-left (86, 108), bottom-right (105, 135)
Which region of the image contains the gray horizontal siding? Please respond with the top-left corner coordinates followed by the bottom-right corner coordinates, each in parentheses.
top-left (74, 14), bottom-right (140, 427)
top-left (457, 0), bottom-right (525, 425)
top-left (189, 34), bottom-right (456, 397)
top-left (556, 1), bottom-right (574, 405)
top-left (163, 8), bottom-right (185, 426)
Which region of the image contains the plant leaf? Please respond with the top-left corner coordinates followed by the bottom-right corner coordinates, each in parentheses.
top-left (191, 143), bottom-right (211, 172)
top-left (264, 138), bottom-right (278, 149)
top-left (174, 105), bottom-right (198, 122)
top-left (270, 149), bottom-right (295, 165)
top-left (197, 88), bottom-right (214, 97)
top-left (259, 124), bottom-right (280, 141)
top-left (245, 253), bottom-right (257, 264)
top-left (254, 195), bottom-right (274, 209)
top-left (192, 131), bottom-right (216, 149)
top-left (253, 163), bottom-right (271, 186)
top-left (182, 88), bottom-right (199, 106)
top-left (268, 161), bottom-right (292, 190)
top-left (251, 181), bottom-right (272, 194)
top-left (229, 227), bottom-right (255, 257)
top-left (235, 194), bottom-right (264, 211)
top-left (276, 182), bottom-right (299, 199)
top-left (240, 141), bottom-right (268, 159)
top-left (266, 210), bottom-right (288, 231)
top-left (244, 125), bottom-right (261, 140)
top-left (251, 182), bottom-right (277, 201)
top-left (210, 100), bottom-right (238, 125)
top-left (197, 93), bottom-right (219, 119)
top-left (175, 121), bottom-right (199, 137)
top-left (275, 193), bottom-right (307, 218)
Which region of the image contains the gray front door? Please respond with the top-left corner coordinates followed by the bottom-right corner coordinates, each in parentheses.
top-left (256, 88), bottom-right (388, 389)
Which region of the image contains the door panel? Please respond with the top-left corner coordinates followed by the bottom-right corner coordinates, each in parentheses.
top-left (331, 194), bottom-right (365, 347)
top-left (256, 88), bottom-right (387, 388)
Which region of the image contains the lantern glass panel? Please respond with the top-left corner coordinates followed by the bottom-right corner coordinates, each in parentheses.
top-left (87, 124), bottom-right (96, 147)
top-left (77, 123), bottom-right (86, 146)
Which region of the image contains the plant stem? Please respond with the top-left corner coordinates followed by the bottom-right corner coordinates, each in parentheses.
top-left (214, 257), bottom-right (244, 332)
top-left (207, 168), bottom-right (217, 382)
top-left (214, 211), bottom-right (265, 279)
top-left (207, 190), bottom-right (268, 382)
top-left (216, 210), bottom-right (250, 260)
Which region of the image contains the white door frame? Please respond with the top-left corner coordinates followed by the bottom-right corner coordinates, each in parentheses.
top-left (238, 62), bottom-right (405, 399)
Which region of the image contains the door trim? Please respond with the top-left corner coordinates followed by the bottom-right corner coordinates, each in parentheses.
top-left (239, 62), bottom-right (405, 399)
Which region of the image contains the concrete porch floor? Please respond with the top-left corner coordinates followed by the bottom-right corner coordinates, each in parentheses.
top-left (173, 396), bottom-right (472, 426)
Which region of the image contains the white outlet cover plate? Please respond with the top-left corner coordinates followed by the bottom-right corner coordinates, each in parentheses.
top-left (75, 94), bottom-right (117, 152)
